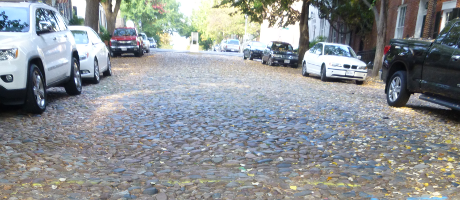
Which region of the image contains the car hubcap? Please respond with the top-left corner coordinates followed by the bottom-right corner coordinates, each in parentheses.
top-left (108, 58), bottom-right (112, 74)
top-left (302, 63), bottom-right (306, 74)
top-left (389, 76), bottom-right (402, 102)
top-left (94, 61), bottom-right (99, 81)
top-left (33, 70), bottom-right (45, 108)
top-left (74, 62), bottom-right (81, 90)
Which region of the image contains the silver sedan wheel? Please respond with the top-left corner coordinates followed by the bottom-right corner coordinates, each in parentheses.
top-left (33, 71), bottom-right (45, 109)
top-left (94, 61), bottom-right (100, 82)
top-left (388, 76), bottom-right (402, 102)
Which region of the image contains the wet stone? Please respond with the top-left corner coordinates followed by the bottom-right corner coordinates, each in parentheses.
top-left (143, 187), bottom-right (159, 195)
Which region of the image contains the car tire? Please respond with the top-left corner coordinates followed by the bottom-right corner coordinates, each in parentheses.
top-left (23, 64), bottom-right (46, 114)
top-left (386, 71), bottom-right (410, 107)
top-left (64, 57), bottom-right (82, 96)
top-left (268, 57), bottom-right (274, 66)
top-left (249, 53), bottom-right (254, 60)
top-left (103, 55), bottom-right (112, 76)
top-left (355, 80), bottom-right (364, 85)
top-left (243, 52), bottom-right (247, 60)
top-left (146, 47), bottom-right (150, 53)
top-left (302, 62), bottom-right (309, 77)
top-left (320, 64), bottom-right (328, 82)
top-left (261, 56), bottom-right (266, 64)
top-left (92, 59), bottom-right (100, 84)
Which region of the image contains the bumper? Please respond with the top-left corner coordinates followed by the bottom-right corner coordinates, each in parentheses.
top-left (0, 85), bottom-right (26, 105)
top-left (79, 58), bottom-right (94, 79)
top-left (110, 45), bottom-right (140, 53)
top-left (271, 57), bottom-right (298, 66)
top-left (328, 68), bottom-right (367, 80)
top-left (250, 51), bottom-right (263, 58)
top-left (225, 48), bottom-right (239, 52)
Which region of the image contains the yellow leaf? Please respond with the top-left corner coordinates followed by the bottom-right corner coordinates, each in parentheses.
top-left (330, 171), bottom-right (333, 174)
top-left (441, 168), bottom-right (446, 172)
top-left (290, 186), bottom-right (297, 190)
top-left (248, 173), bottom-right (254, 177)
top-left (406, 146), bottom-right (411, 149)
top-left (448, 157), bottom-right (455, 162)
top-left (446, 140), bottom-right (452, 144)
top-left (448, 174), bottom-right (456, 178)
top-left (327, 177), bottom-right (332, 181)
top-left (438, 157), bottom-right (443, 161)
top-left (424, 183), bottom-right (429, 187)
top-left (332, 162), bottom-right (337, 165)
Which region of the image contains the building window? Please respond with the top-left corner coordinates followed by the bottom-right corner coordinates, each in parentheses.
top-left (395, 6), bottom-right (407, 38)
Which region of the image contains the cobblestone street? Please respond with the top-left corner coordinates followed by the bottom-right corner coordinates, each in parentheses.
top-left (1, 51), bottom-right (460, 199)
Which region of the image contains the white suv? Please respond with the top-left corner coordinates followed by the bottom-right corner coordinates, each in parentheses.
top-left (0, 2), bottom-right (82, 114)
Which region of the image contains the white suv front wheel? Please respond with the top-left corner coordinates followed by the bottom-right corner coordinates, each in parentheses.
top-left (23, 64), bottom-right (46, 114)
top-left (65, 57), bottom-right (82, 95)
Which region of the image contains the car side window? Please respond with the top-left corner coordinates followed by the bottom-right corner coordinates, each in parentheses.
top-left (316, 43), bottom-right (323, 54)
top-left (44, 9), bottom-right (60, 32)
top-left (442, 22), bottom-right (460, 46)
top-left (53, 11), bottom-right (68, 32)
top-left (309, 44), bottom-right (318, 53)
top-left (89, 29), bottom-right (103, 44)
top-left (36, 8), bottom-right (52, 33)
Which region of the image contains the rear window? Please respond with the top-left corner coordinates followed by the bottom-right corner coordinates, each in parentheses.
top-left (114, 29), bottom-right (136, 36)
top-left (0, 7), bottom-right (30, 32)
top-left (71, 30), bottom-right (89, 44)
top-left (228, 40), bottom-right (239, 45)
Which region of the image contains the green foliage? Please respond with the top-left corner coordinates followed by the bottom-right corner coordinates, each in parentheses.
top-left (99, 26), bottom-right (111, 42)
top-left (68, 14), bottom-right (84, 26)
top-left (217, 0), bottom-right (301, 28)
top-left (189, 0), bottom-right (260, 50)
top-left (313, 0), bottom-right (374, 36)
top-left (309, 36), bottom-right (327, 48)
top-left (120, 0), bottom-right (186, 47)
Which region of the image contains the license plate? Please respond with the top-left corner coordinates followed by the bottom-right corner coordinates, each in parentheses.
top-left (346, 70), bottom-right (354, 76)
top-left (121, 47), bottom-right (127, 51)
top-left (284, 60), bottom-right (290, 64)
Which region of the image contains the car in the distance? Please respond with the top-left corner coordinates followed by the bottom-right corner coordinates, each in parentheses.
top-left (261, 41), bottom-right (298, 67)
top-left (221, 39), bottom-right (240, 52)
top-left (148, 37), bottom-right (157, 48)
top-left (243, 41), bottom-right (266, 60)
top-left (69, 26), bottom-right (112, 84)
top-left (302, 42), bottom-right (367, 84)
top-left (109, 27), bottom-right (143, 57)
top-left (0, 2), bottom-right (82, 114)
top-left (139, 33), bottom-right (150, 53)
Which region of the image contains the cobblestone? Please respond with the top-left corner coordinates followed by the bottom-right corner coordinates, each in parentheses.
top-left (1, 51), bottom-right (460, 199)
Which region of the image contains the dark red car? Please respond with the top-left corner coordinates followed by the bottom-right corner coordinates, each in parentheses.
top-left (109, 27), bottom-right (144, 57)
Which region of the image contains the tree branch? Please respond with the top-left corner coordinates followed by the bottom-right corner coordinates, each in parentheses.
top-left (361, 0), bottom-right (379, 23)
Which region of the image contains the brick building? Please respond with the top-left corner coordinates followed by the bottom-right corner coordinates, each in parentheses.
top-left (361, 0), bottom-right (460, 52)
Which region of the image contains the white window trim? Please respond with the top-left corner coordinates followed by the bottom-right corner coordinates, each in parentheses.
top-left (414, 0), bottom-right (428, 38)
top-left (395, 5), bottom-right (407, 39)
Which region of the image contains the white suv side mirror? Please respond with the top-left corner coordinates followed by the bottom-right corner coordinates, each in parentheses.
top-left (357, 55), bottom-right (362, 60)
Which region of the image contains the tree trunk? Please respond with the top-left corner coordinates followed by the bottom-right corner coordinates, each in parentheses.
top-left (371, 0), bottom-right (387, 77)
top-left (102, 0), bottom-right (122, 35)
top-left (298, 0), bottom-right (310, 68)
top-left (85, 0), bottom-right (100, 32)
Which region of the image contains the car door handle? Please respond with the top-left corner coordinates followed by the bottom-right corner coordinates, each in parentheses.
top-left (53, 37), bottom-right (57, 40)
top-left (452, 55), bottom-right (460, 61)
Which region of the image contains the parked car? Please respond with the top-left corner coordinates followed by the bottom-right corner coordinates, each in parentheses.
top-left (148, 37), bottom-right (157, 48)
top-left (0, 2), bottom-right (82, 114)
top-left (243, 41), bottom-right (266, 60)
top-left (139, 33), bottom-right (150, 53)
top-left (213, 44), bottom-right (220, 51)
top-left (69, 26), bottom-right (112, 84)
top-left (261, 41), bottom-right (298, 67)
top-left (221, 39), bottom-right (240, 52)
top-left (302, 42), bottom-right (367, 84)
top-left (382, 19), bottom-right (460, 110)
top-left (109, 27), bottom-right (144, 57)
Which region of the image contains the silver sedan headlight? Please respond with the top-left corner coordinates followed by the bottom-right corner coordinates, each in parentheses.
top-left (0, 48), bottom-right (18, 61)
top-left (79, 52), bottom-right (89, 60)
top-left (358, 66), bottom-right (367, 70)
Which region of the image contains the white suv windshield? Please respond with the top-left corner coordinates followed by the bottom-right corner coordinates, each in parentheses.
top-left (0, 7), bottom-right (30, 32)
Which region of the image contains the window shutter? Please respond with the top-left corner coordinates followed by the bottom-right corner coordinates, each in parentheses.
top-left (433, 11), bottom-right (442, 39)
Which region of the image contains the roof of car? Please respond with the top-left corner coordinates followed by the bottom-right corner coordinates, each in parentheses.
top-left (270, 41), bottom-right (291, 44)
top-left (68, 26), bottom-right (94, 31)
top-left (318, 42), bottom-right (351, 47)
top-left (0, 1), bottom-right (54, 9)
top-left (115, 27), bottom-right (136, 29)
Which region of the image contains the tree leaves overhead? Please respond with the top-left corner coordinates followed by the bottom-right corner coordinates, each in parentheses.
top-left (217, 0), bottom-right (301, 28)
top-left (120, 0), bottom-right (185, 47)
top-left (312, 0), bottom-right (373, 35)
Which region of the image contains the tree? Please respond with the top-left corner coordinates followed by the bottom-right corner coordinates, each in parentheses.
top-left (101, 0), bottom-right (123, 35)
top-left (120, 0), bottom-right (186, 47)
top-left (218, 0), bottom-right (310, 68)
top-left (85, 0), bottom-right (100, 32)
top-left (362, 0), bottom-right (388, 77)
